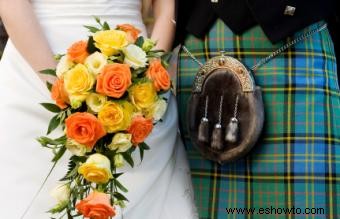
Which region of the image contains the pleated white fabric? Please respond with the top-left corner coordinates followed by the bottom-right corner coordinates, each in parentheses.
top-left (0, 0), bottom-right (197, 218)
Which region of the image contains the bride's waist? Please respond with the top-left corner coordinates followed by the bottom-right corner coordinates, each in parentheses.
top-left (37, 17), bottom-right (146, 54)
top-left (33, 1), bottom-right (142, 20)
top-left (33, 0), bottom-right (141, 17)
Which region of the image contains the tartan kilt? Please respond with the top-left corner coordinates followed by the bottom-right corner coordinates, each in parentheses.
top-left (176, 19), bottom-right (340, 219)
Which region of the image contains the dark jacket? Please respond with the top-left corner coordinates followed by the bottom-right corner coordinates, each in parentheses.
top-left (327, 1), bottom-right (340, 73)
top-left (174, 0), bottom-right (337, 46)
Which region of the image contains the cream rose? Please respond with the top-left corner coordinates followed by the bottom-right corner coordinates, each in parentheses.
top-left (149, 98), bottom-right (168, 121)
top-left (86, 93), bottom-right (107, 113)
top-left (84, 52), bottom-right (108, 75)
top-left (123, 44), bottom-right (147, 69)
top-left (65, 138), bottom-right (88, 156)
top-left (50, 183), bottom-right (70, 205)
top-left (108, 133), bottom-right (132, 152)
top-left (56, 55), bottom-right (74, 78)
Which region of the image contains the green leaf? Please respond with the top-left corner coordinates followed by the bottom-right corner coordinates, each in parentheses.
top-left (109, 51), bottom-right (125, 63)
top-left (161, 59), bottom-right (169, 69)
top-left (114, 179), bottom-right (128, 193)
top-left (46, 81), bottom-right (53, 92)
top-left (103, 21), bottom-right (110, 30)
top-left (48, 201), bottom-right (68, 214)
top-left (47, 114), bottom-right (61, 134)
top-left (57, 111), bottom-right (67, 124)
top-left (148, 49), bottom-right (165, 53)
top-left (60, 160), bottom-right (78, 181)
top-left (139, 147), bottom-right (144, 161)
top-left (66, 108), bottom-right (72, 117)
top-left (132, 67), bottom-right (147, 76)
top-left (128, 146), bottom-right (136, 153)
top-left (139, 142), bottom-right (150, 150)
top-left (53, 54), bottom-right (64, 61)
top-left (40, 69), bottom-right (57, 77)
top-left (70, 155), bottom-right (87, 163)
top-left (114, 192), bottom-right (129, 201)
top-left (52, 146), bottom-right (66, 162)
top-left (87, 36), bottom-right (98, 54)
top-left (37, 135), bottom-right (66, 147)
top-left (113, 173), bottom-right (124, 178)
top-left (38, 135), bottom-right (66, 145)
top-left (122, 152), bottom-right (134, 168)
top-left (94, 16), bottom-right (101, 24)
top-left (161, 52), bottom-right (172, 63)
top-left (84, 25), bottom-right (100, 33)
top-left (41, 103), bottom-right (61, 113)
top-left (135, 36), bottom-right (144, 48)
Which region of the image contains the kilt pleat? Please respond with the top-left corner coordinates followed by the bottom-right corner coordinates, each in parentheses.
top-left (177, 20), bottom-right (340, 219)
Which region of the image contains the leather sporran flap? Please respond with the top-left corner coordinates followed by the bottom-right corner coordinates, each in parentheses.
top-left (187, 55), bottom-right (264, 164)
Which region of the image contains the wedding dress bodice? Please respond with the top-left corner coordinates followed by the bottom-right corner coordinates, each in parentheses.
top-left (32, 0), bottom-right (146, 54)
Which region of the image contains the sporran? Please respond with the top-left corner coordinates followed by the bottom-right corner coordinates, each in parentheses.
top-left (182, 23), bottom-right (327, 164)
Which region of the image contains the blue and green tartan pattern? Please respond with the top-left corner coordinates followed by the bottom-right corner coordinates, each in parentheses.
top-left (177, 20), bottom-right (340, 219)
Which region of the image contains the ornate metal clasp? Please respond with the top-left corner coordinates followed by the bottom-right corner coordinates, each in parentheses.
top-left (192, 55), bottom-right (255, 93)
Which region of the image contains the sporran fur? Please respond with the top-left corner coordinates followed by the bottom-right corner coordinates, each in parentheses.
top-left (186, 53), bottom-right (264, 164)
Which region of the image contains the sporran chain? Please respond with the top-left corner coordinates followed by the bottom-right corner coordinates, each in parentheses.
top-left (182, 23), bottom-right (327, 71)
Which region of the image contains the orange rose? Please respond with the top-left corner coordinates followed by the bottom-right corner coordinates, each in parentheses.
top-left (51, 78), bottom-right (69, 109)
top-left (96, 63), bottom-right (132, 98)
top-left (146, 60), bottom-right (171, 91)
top-left (127, 115), bottom-right (153, 145)
top-left (117, 24), bottom-right (141, 43)
top-left (67, 40), bottom-right (89, 63)
top-left (76, 192), bottom-right (115, 219)
top-left (65, 112), bottom-right (106, 149)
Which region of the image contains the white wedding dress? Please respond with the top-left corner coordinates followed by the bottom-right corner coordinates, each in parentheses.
top-left (0, 0), bottom-right (197, 218)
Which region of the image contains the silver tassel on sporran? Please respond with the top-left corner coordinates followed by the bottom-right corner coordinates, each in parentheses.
top-left (198, 96), bottom-right (209, 143)
top-left (211, 95), bottom-right (224, 150)
top-left (225, 95), bottom-right (239, 143)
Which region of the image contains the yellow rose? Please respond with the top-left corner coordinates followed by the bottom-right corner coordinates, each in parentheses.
top-left (108, 133), bottom-right (132, 152)
top-left (129, 81), bottom-right (157, 110)
top-left (65, 138), bottom-right (88, 156)
top-left (86, 93), bottom-right (107, 113)
top-left (114, 154), bottom-right (124, 168)
top-left (64, 64), bottom-right (95, 108)
top-left (98, 101), bottom-right (133, 133)
top-left (123, 44), bottom-right (147, 69)
top-left (84, 51), bottom-right (108, 75)
top-left (93, 30), bottom-right (128, 56)
top-left (78, 153), bottom-right (113, 184)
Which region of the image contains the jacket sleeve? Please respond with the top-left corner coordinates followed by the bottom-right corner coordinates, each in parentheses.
top-left (173, 0), bottom-right (192, 47)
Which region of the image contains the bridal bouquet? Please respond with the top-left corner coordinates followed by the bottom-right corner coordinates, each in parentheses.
top-left (38, 18), bottom-right (171, 218)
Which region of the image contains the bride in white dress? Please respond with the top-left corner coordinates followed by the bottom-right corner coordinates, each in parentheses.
top-left (0, 0), bottom-right (197, 218)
